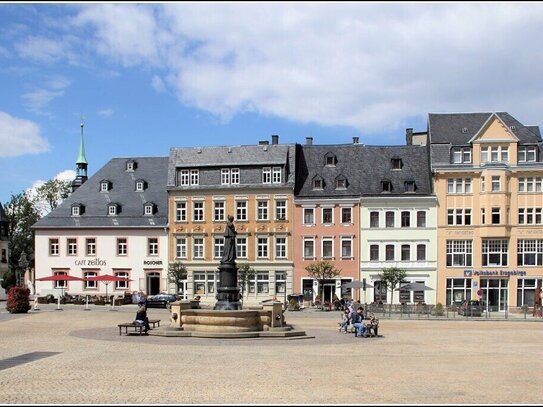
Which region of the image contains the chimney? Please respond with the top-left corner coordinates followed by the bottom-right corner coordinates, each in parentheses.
top-left (306, 136), bottom-right (313, 145)
top-left (271, 135), bottom-right (279, 145)
top-left (406, 128), bottom-right (413, 145)
top-left (259, 140), bottom-right (269, 145)
top-left (353, 136), bottom-right (359, 144)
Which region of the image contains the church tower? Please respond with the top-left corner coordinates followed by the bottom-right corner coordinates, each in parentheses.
top-left (71, 119), bottom-right (88, 192)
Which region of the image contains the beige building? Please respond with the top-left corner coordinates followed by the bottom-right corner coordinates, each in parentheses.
top-left (426, 112), bottom-right (543, 311)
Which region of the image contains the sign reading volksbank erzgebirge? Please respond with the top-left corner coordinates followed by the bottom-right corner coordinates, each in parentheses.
top-left (464, 269), bottom-right (527, 277)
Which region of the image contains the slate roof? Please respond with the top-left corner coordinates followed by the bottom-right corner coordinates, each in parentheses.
top-left (295, 143), bottom-right (432, 197)
top-left (32, 157), bottom-right (169, 229)
top-left (428, 112), bottom-right (542, 145)
top-left (167, 144), bottom-right (296, 188)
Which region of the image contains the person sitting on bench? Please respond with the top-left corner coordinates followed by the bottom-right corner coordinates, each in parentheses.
top-left (134, 299), bottom-right (150, 333)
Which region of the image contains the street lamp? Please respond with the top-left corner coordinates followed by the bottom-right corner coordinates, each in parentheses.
top-left (18, 251), bottom-right (28, 286)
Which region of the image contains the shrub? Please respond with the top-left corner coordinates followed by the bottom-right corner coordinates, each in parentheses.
top-left (434, 302), bottom-right (444, 316)
top-left (6, 286), bottom-right (31, 313)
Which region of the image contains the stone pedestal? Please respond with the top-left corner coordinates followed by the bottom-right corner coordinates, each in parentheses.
top-left (214, 263), bottom-right (241, 310)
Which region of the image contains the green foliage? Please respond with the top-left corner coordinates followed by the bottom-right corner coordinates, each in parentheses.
top-left (237, 263), bottom-right (256, 306)
top-left (6, 286), bottom-right (30, 313)
top-left (33, 179), bottom-right (72, 215)
top-left (378, 267), bottom-right (407, 304)
top-left (435, 302), bottom-right (444, 316)
top-left (305, 260), bottom-right (341, 310)
top-left (168, 261), bottom-right (187, 294)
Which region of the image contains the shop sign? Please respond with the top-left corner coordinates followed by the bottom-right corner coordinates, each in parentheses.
top-left (75, 258), bottom-right (106, 266)
top-left (143, 259), bottom-right (163, 266)
top-left (465, 269), bottom-right (527, 277)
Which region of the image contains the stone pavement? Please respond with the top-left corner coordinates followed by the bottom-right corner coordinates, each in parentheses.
top-left (0, 303), bottom-right (543, 404)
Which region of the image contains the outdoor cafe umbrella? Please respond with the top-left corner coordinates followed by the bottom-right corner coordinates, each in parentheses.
top-left (35, 274), bottom-right (86, 310)
top-left (395, 282), bottom-right (435, 291)
top-left (86, 274), bottom-right (132, 307)
top-left (342, 280), bottom-right (374, 303)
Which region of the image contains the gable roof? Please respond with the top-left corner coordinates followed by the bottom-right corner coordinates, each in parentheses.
top-left (32, 157), bottom-right (169, 229)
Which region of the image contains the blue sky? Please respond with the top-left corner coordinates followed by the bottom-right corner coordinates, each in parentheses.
top-left (2, 2), bottom-right (543, 205)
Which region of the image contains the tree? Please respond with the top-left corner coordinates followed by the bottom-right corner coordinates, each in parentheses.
top-left (33, 179), bottom-right (71, 216)
top-left (168, 261), bottom-right (187, 297)
top-left (237, 263), bottom-right (255, 307)
top-left (378, 267), bottom-right (407, 304)
top-left (305, 260), bottom-right (341, 310)
top-left (1, 192), bottom-right (40, 291)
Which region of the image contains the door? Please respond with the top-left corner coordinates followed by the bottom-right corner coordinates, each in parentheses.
top-left (147, 272), bottom-right (161, 295)
top-left (179, 280), bottom-right (188, 300)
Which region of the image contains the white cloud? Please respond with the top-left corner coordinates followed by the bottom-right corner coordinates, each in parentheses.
top-left (97, 108), bottom-right (114, 117)
top-left (15, 35), bottom-right (67, 63)
top-left (22, 75), bottom-right (71, 114)
top-left (151, 74), bottom-right (166, 93)
top-left (0, 112), bottom-right (50, 157)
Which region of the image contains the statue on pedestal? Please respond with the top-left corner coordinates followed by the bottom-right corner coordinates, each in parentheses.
top-left (221, 215), bottom-right (237, 264)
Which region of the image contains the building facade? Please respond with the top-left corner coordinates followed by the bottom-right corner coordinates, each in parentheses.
top-left (427, 112), bottom-right (543, 310)
top-left (0, 204), bottom-right (8, 300)
top-left (167, 136), bottom-right (296, 307)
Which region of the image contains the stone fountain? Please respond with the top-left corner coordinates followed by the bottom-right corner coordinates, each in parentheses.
top-left (151, 216), bottom-right (308, 339)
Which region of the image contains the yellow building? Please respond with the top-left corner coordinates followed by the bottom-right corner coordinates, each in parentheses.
top-left (427, 112), bottom-right (543, 311)
top-left (166, 138), bottom-right (296, 307)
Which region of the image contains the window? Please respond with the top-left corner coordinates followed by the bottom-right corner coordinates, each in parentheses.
top-left (401, 244), bottom-right (410, 261)
top-left (193, 237), bottom-right (204, 259)
top-left (451, 147), bottom-right (472, 163)
top-left (275, 200), bottom-right (287, 220)
top-left (519, 208), bottom-right (543, 225)
top-left (382, 181), bottom-right (393, 192)
top-left (84, 271), bottom-right (97, 289)
top-left (114, 271), bottom-right (129, 290)
top-left (517, 278), bottom-right (543, 307)
top-left (446, 240), bottom-right (472, 267)
top-left (491, 207), bottom-right (501, 224)
top-left (336, 178), bottom-right (346, 189)
top-left (417, 211), bottom-right (426, 227)
top-left (370, 245), bottom-right (379, 261)
top-left (54, 272), bottom-right (68, 289)
top-left (126, 161), bottom-right (134, 171)
top-left (519, 177), bottom-right (543, 193)
top-left (385, 211), bottom-right (395, 228)
top-left (117, 238), bottom-right (127, 256)
top-left (518, 146), bottom-right (537, 163)
top-left (148, 238), bottom-right (158, 256)
top-left (257, 201), bottom-right (269, 221)
top-left (231, 168), bottom-right (240, 184)
top-left (178, 170), bottom-right (189, 186)
top-left (257, 272), bottom-right (269, 293)
top-left (190, 170), bottom-right (199, 185)
top-left (401, 211), bottom-right (410, 227)
top-left (275, 271), bottom-right (286, 295)
top-left (221, 169), bottom-right (230, 185)
top-left (341, 238), bottom-right (352, 259)
top-left (404, 181), bottom-right (416, 192)
top-left (135, 181), bottom-right (145, 191)
top-left (341, 207), bottom-right (352, 224)
top-left (214, 201), bottom-right (225, 222)
top-left (275, 236), bottom-right (287, 258)
top-left (67, 238), bottom-right (77, 256)
top-left (447, 178), bottom-right (472, 194)
top-left (417, 244), bottom-right (426, 261)
top-left (303, 208), bottom-right (315, 225)
top-left (236, 237), bottom-right (247, 258)
top-left (303, 239), bottom-right (315, 259)
top-left (448, 208), bottom-right (471, 226)
top-left (446, 278), bottom-right (472, 307)
top-left (322, 239), bottom-right (333, 259)
top-left (491, 176), bottom-right (500, 192)
top-left (272, 167), bottom-right (282, 183)
top-left (193, 201), bottom-right (204, 221)
top-left (262, 167), bottom-right (271, 184)
top-left (214, 237), bottom-right (224, 259)
top-left (108, 205), bottom-right (117, 216)
top-left (236, 201), bottom-right (247, 221)
top-left (194, 272), bottom-right (206, 295)
top-left (175, 237), bottom-right (187, 259)
top-left (391, 158), bottom-right (403, 169)
top-left (100, 181), bottom-right (109, 192)
top-left (257, 237), bottom-right (269, 258)
top-left (86, 238), bottom-right (96, 256)
top-left (481, 208), bottom-right (486, 225)
top-left (370, 211), bottom-right (380, 228)
top-left (322, 208), bottom-right (333, 224)
top-left (517, 240), bottom-right (543, 266)
top-left (480, 145), bottom-right (509, 163)
top-left (482, 239), bottom-right (508, 266)
top-left (49, 238), bottom-right (59, 256)
top-left (144, 203), bottom-right (154, 215)
top-left (313, 178), bottom-right (323, 190)
top-left (325, 153), bottom-right (336, 166)
top-left (385, 245), bottom-right (395, 261)
top-left (481, 176), bottom-right (486, 192)
top-left (175, 202), bottom-right (187, 222)
top-left (72, 206), bottom-right (80, 216)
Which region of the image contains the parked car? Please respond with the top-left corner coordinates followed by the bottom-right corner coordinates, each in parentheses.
top-left (145, 294), bottom-right (178, 308)
top-left (458, 299), bottom-right (483, 316)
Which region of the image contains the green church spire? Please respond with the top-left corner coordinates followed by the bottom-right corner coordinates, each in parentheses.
top-left (76, 120), bottom-right (88, 165)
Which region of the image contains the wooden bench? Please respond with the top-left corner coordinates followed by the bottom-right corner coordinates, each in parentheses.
top-left (118, 319), bottom-right (161, 336)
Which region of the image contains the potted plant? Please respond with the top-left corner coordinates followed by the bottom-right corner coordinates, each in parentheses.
top-left (6, 286), bottom-right (31, 313)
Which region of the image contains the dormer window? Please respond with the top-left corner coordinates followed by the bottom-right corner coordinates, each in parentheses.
top-left (335, 175), bottom-right (347, 190)
top-left (108, 203), bottom-right (120, 216)
top-left (391, 157), bottom-right (403, 170)
top-left (381, 180), bottom-right (393, 192)
top-left (100, 180), bottom-right (111, 192)
top-left (518, 146), bottom-right (538, 163)
top-left (312, 175), bottom-right (324, 190)
top-left (404, 180), bottom-right (416, 193)
top-left (451, 147), bottom-right (472, 164)
top-left (71, 203), bottom-right (84, 217)
top-left (135, 179), bottom-right (147, 191)
top-left (324, 152), bottom-right (337, 166)
top-left (144, 202), bottom-right (155, 216)
top-left (126, 160), bottom-right (137, 171)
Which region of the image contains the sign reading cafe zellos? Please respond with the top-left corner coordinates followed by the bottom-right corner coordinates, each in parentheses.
top-left (75, 258), bottom-right (107, 266)
top-left (464, 269), bottom-right (527, 277)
